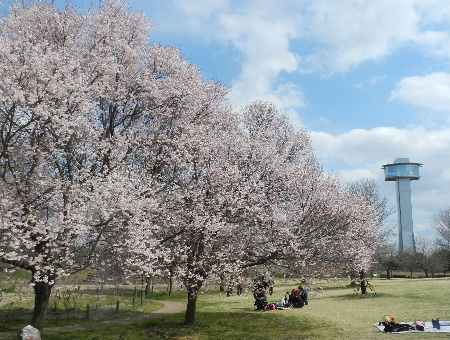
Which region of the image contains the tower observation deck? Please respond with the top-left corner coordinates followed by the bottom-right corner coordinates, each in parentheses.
top-left (382, 158), bottom-right (422, 253)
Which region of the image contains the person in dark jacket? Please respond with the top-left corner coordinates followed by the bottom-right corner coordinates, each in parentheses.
top-left (298, 286), bottom-right (308, 305)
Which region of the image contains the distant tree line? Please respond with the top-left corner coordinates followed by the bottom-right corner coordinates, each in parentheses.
top-left (376, 207), bottom-right (450, 278)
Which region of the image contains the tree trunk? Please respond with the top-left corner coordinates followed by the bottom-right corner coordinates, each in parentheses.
top-left (145, 276), bottom-right (152, 297)
top-left (168, 276), bottom-right (173, 296)
top-left (31, 281), bottom-right (53, 331)
top-left (359, 271), bottom-right (367, 294)
top-left (184, 283), bottom-right (202, 325)
top-left (219, 274), bottom-right (225, 291)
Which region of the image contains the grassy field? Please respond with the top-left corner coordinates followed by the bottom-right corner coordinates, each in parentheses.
top-left (1, 277), bottom-right (449, 339)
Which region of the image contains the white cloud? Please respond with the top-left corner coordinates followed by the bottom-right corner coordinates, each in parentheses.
top-left (221, 0), bottom-right (417, 106)
top-left (390, 72), bottom-right (450, 112)
top-left (414, 0), bottom-right (450, 26)
top-left (301, 1), bottom-right (419, 72)
top-left (311, 126), bottom-right (450, 166)
top-left (142, 0), bottom-right (229, 40)
top-left (413, 30), bottom-right (450, 57)
top-left (175, 0), bottom-right (229, 36)
top-left (310, 126), bottom-right (450, 234)
top-left (147, 0), bottom-right (449, 69)
top-left (215, 2), bottom-right (305, 114)
top-left (338, 167), bottom-right (380, 184)
top-left (145, 0), bottom-right (448, 115)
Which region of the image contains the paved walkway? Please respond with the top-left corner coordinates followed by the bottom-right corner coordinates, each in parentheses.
top-left (0, 300), bottom-right (185, 339)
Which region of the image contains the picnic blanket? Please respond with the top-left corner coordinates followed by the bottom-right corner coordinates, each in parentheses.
top-left (375, 321), bottom-right (450, 333)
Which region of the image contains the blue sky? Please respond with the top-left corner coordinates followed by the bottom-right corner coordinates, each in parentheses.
top-left (1, 0), bottom-right (449, 246)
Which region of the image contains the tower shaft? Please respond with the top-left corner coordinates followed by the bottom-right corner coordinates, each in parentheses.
top-left (395, 178), bottom-right (415, 252)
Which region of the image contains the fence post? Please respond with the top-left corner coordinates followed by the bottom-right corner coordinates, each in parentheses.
top-left (86, 304), bottom-right (90, 320)
top-left (116, 300), bottom-right (120, 313)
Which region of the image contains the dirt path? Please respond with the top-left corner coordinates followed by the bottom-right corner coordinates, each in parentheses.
top-left (0, 300), bottom-right (185, 339)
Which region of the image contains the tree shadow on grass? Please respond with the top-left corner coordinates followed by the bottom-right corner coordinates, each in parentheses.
top-left (34, 308), bottom-right (337, 340)
top-left (333, 292), bottom-right (394, 300)
top-left (143, 310), bottom-right (330, 340)
top-left (0, 307), bottom-right (152, 332)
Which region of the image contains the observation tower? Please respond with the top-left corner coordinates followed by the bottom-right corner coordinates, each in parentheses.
top-left (382, 158), bottom-right (422, 253)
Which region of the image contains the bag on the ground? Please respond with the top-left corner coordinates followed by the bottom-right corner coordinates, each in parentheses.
top-left (18, 325), bottom-right (41, 340)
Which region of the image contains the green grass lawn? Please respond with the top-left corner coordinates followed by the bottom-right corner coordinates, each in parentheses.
top-left (2, 277), bottom-right (449, 339)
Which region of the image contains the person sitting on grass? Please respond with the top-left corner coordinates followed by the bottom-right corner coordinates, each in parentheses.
top-left (288, 289), bottom-right (304, 308)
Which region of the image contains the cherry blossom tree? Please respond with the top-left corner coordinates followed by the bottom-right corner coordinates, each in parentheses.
top-left (123, 87), bottom-right (243, 325)
top-left (233, 102), bottom-right (381, 281)
top-left (345, 178), bottom-right (394, 230)
top-left (0, 3), bottom-right (105, 330)
top-left (0, 0), bottom-right (221, 329)
top-left (342, 178), bottom-right (393, 292)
